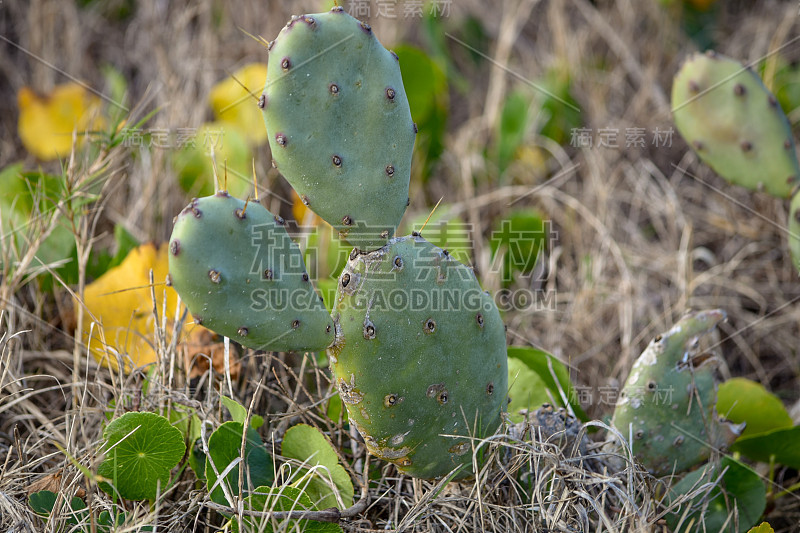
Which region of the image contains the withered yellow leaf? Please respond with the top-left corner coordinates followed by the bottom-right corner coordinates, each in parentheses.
top-left (17, 82), bottom-right (104, 161)
top-left (80, 242), bottom-right (205, 372)
top-left (208, 63), bottom-right (268, 145)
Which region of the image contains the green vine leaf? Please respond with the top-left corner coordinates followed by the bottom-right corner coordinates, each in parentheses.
top-left (282, 424), bottom-right (354, 510)
top-left (666, 457), bottom-right (766, 533)
top-left (232, 486), bottom-right (343, 533)
top-left (221, 395), bottom-right (264, 430)
top-left (28, 490), bottom-right (88, 524)
top-left (717, 378), bottom-right (792, 437)
top-left (731, 425), bottom-right (800, 469)
top-left (97, 411), bottom-right (186, 501)
top-left (206, 421), bottom-right (274, 506)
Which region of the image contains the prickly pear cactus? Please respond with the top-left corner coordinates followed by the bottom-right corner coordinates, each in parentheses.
top-left (790, 192), bottom-right (800, 273)
top-left (611, 309), bottom-right (743, 477)
top-left (672, 51), bottom-right (800, 198)
top-left (329, 235), bottom-right (508, 479)
top-left (168, 192), bottom-right (333, 352)
top-left (261, 8), bottom-right (415, 251)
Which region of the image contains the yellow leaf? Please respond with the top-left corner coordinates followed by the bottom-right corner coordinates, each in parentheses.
top-left (746, 523), bottom-right (774, 533)
top-left (17, 83), bottom-right (104, 161)
top-left (208, 63), bottom-right (268, 145)
top-left (79, 243), bottom-right (203, 372)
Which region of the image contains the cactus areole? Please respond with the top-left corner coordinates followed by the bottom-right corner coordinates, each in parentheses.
top-left (329, 235), bottom-right (508, 479)
top-left (262, 8), bottom-right (416, 252)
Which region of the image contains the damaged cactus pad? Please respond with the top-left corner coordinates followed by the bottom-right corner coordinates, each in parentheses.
top-left (611, 309), bottom-right (743, 476)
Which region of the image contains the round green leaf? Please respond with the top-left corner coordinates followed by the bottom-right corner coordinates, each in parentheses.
top-left (232, 486), bottom-right (343, 533)
top-left (282, 424), bottom-right (353, 510)
top-left (507, 357), bottom-right (550, 423)
top-left (28, 490), bottom-right (87, 524)
top-left (666, 457), bottom-right (766, 533)
top-left (731, 425), bottom-right (800, 469)
top-left (507, 346), bottom-right (587, 420)
top-left (98, 411), bottom-right (186, 501)
top-left (717, 378), bottom-right (792, 437)
top-left (206, 421), bottom-right (274, 506)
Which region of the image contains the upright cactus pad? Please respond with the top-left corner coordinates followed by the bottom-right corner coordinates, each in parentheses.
top-left (611, 310), bottom-right (743, 476)
top-left (329, 235), bottom-right (508, 479)
top-left (262, 8), bottom-right (415, 251)
top-left (168, 193), bottom-right (333, 352)
top-left (672, 51), bottom-right (800, 198)
top-left (790, 192), bottom-right (800, 273)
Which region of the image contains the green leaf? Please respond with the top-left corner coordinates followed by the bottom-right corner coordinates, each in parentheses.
top-left (232, 486), bottom-right (343, 533)
top-left (506, 347), bottom-right (587, 420)
top-left (206, 421), bottom-right (274, 506)
top-left (405, 206), bottom-right (471, 265)
top-left (497, 90), bottom-right (531, 172)
top-left (221, 395), bottom-right (264, 430)
top-left (731, 425), bottom-right (800, 469)
top-left (28, 490), bottom-right (88, 524)
top-left (747, 523), bottom-right (775, 533)
top-left (716, 378), bottom-right (792, 437)
top-left (97, 411), bottom-right (186, 501)
top-left (109, 223), bottom-right (139, 269)
top-left (507, 357), bottom-right (550, 423)
top-left (666, 457), bottom-right (766, 533)
top-left (282, 424), bottom-right (354, 510)
top-left (488, 209), bottom-right (547, 285)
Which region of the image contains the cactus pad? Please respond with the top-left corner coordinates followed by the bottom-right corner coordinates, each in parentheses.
top-left (328, 235), bottom-right (508, 479)
top-left (168, 193), bottom-right (333, 352)
top-left (611, 309), bottom-right (743, 476)
top-left (672, 51), bottom-right (800, 198)
top-left (790, 191), bottom-right (800, 273)
top-left (261, 8), bottom-right (415, 251)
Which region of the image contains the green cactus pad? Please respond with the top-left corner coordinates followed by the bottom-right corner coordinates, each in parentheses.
top-left (672, 51), bottom-right (800, 198)
top-left (328, 235), bottom-right (508, 479)
top-left (790, 191), bottom-right (800, 273)
top-left (168, 193), bottom-right (333, 352)
top-left (262, 8), bottom-right (415, 251)
top-left (611, 309), bottom-right (743, 477)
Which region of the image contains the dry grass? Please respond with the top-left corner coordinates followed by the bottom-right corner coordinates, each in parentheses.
top-left (2, 0), bottom-right (800, 531)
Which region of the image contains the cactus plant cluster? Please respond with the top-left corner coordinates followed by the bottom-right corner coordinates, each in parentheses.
top-left (672, 51), bottom-right (800, 271)
top-left (167, 8), bottom-right (508, 480)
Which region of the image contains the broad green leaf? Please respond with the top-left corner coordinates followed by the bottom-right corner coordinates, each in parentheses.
top-left (666, 457), bottom-right (766, 533)
top-left (98, 412), bottom-right (186, 501)
top-left (507, 358), bottom-right (551, 423)
top-left (731, 426), bottom-right (800, 469)
top-left (489, 209), bottom-right (548, 285)
top-left (28, 490), bottom-right (88, 524)
top-left (395, 44), bottom-right (448, 180)
top-left (497, 90), bottom-right (531, 172)
top-left (534, 67), bottom-right (581, 146)
top-left (282, 424), bottom-right (354, 510)
top-left (232, 486), bottom-right (343, 533)
top-left (506, 346), bottom-right (587, 420)
top-left (716, 378), bottom-right (792, 437)
top-left (173, 121), bottom-right (252, 199)
top-left (747, 523), bottom-right (775, 533)
top-left (405, 206), bottom-right (472, 265)
top-left (206, 421), bottom-right (274, 506)
top-left (221, 395), bottom-right (264, 430)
